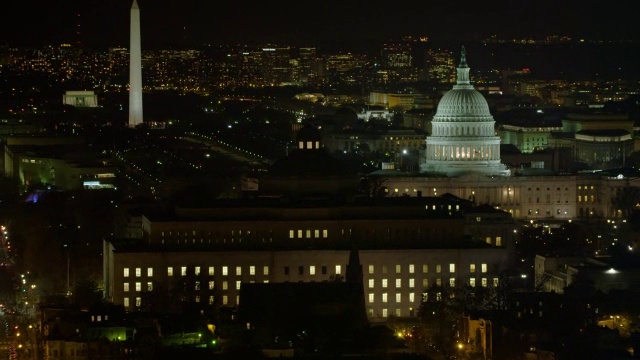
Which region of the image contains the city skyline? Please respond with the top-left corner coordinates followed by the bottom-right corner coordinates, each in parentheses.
top-left (1, 0), bottom-right (637, 48)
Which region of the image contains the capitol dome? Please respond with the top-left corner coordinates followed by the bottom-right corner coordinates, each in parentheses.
top-left (435, 89), bottom-right (492, 119)
top-left (421, 47), bottom-right (508, 177)
top-left (433, 49), bottom-right (492, 120)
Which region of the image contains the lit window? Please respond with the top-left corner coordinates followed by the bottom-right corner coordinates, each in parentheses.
top-left (449, 264), bottom-right (455, 273)
top-left (481, 264), bottom-right (487, 273)
top-left (368, 279), bottom-right (374, 288)
top-left (263, 266), bottom-right (269, 275)
top-left (310, 265), bottom-right (316, 275)
top-left (209, 281), bottom-right (214, 290)
top-left (222, 266), bottom-right (228, 276)
top-left (135, 268), bottom-right (141, 277)
top-left (368, 293), bottom-right (374, 303)
top-left (208, 266), bottom-right (214, 276)
top-left (123, 298), bottom-right (129, 307)
top-left (147, 268), bottom-right (153, 277)
top-left (208, 296), bottom-right (214, 305)
top-left (298, 230), bottom-right (302, 238)
top-left (368, 265), bottom-right (374, 274)
top-left (396, 293), bottom-right (401, 303)
top-left (382, 279), bottom-right (388, 288)
top-left (222, 281), bottom-right (228, 290)
top-left (236, 266), bottom-right (242, 276)
top-left (222, 296), bottom-right (228, 305)
top-left (493, 278), bottom-right (499, 287)
top-left (485, 237), bottom-right (491, 244)
top-left (436, 265), bottom-right (441, 273)
top-left (306, 230), bottom-right (311, 238)
top-left (135, 282), bottom-right (141, 292)
top-left (496, 237), bottom-right (502, 246)
top-left (335, 265), bottom-right (342, 275)
top-left (409, 293), bottom-right (415, 302)
top-left (236, 281), bottom-right (241, 290)
top-left (314, 230), bottom-right (319, 238)
top-left (195, 296), bottom-right (200, 303)
top-left (470, 278), bottom-right (476, 287)
top-left (470, 264), bottom-right (476, 273)
top-left (422, 264), bottom-right (428, 273)
top-left (147, 282), bottom-right (153, 291)
top-left (481, 278), bottom-right (487, 287)
top-left (289, 230), bottom-right (294, 238)
top-left (322, 230), bottom-right (328, 238)
top-left (409, 264), bottom-right (415, 274)
top-left (382, 293), bottom-right (388, 303)
top-left (123, 283), bottom-right (129, 292)
top-left (395, 264), bottom-right (401, 274)
top-left (123, 268), bottom-right (130, 278)
top-left (395, 279), bottom-right (401, 288)
top-left (436, 278), bottom-right (442, 286)
top-left (382, 308), bottom-right (388, 317)
top-left (181, 266), bottom-right (187, 276)
top-left (409, 279), bottom-right (415, 288)
top-left (422, 279), bottom-right (428, 288)
top-left (449, 278), bottom-right (455, 287)
top-left (135, 297), bottom-right (141, 307)
top-left (167, 267), bottom-right (173, 276)
top-left (195, 281), bottom-right (200, 290)
top-left (195, 266), bottom-right (201, 276)
top-left (249, 266), bottom-right (255, 275)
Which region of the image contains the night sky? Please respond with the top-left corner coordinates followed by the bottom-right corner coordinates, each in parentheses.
top-left (1, 0), bottom-right (636, 48)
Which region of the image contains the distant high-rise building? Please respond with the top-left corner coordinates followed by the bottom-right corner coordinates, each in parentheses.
top-left (128, 0), bottom-right (143, 128)
top-left (262, 47), bottom-right (292, 86)
top-left (426, 49), bottom-right (456, 84)
top-left (379, 41), bottom-right (417, 84)
top-left (297, 47), bottom-right (317, 86)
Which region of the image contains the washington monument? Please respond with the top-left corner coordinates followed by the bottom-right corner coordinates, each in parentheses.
top-left (128, 0), bottom-right (143, 127)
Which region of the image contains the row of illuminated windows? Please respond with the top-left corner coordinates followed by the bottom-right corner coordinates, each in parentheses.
top-left (577, 195), bottom-right (596, 203)
top-left (123, 265), bottom-right (270, 278)
top-left (289, 229), bottom-right (328, 239)
top-left (374, 308), bottom-right (414, 318)
top-left (369, 292), bottom-right (418, 303)
top-left (125, 263), bottom-right (490, 280)
top-left (284, 265), bottom-right (341, 276)
top-left (124, 294), bottom-right (238, 308)
top-left (367, 263), bottom-right (488, 275)
top-left (123, 279), bottom-right (271, 293)
top-left (367, 277), bottom-right (498, 291)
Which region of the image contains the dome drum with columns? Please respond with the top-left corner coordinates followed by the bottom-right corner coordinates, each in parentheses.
top-left (421, 47), bottom-right (508, 177)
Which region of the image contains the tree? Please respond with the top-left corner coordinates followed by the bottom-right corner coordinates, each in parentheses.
top-left (72, 279), bottom-right (103, 309)
top-left (361, 176), bottom-right (387, 198)
top-left (418, 285), bottom-right (460, 359)
top-left (612, 186), bottom-right (640, 218)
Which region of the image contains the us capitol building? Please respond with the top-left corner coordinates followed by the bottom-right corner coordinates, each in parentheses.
top-left (103, 48), bottom-right (637, 323)
top-left (382, 48), bottom-right (639, 220)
